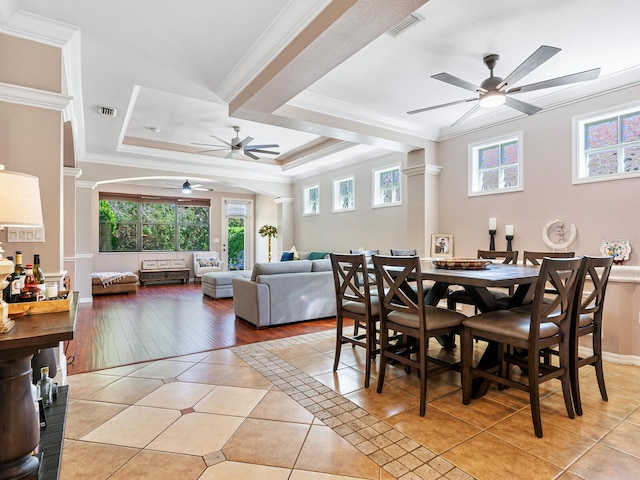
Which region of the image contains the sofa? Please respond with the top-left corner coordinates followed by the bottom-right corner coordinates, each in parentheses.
top-left (193, 251), bottom-right (224, 281)
top-left (232, 258), bottom-right (336, 328)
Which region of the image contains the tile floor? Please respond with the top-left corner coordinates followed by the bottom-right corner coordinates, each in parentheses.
top-left (59, 329), bottom-right (640, 479)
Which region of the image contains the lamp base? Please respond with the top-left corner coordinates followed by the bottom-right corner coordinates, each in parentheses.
top-left (1, 300), bottom-right (15, 333)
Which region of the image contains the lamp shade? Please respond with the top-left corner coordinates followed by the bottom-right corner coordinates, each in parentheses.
top-left (0, 166), bottom-right (44, 228)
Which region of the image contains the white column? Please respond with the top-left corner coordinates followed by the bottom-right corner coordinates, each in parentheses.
top-left (274, 197), bottom-right (294, 254)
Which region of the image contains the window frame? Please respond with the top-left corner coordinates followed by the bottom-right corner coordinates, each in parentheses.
top-left (99, 193), bottom-right (210, 253)
top-left (372, 163), bottom-right (402, 208)
top-left (468, 131), bottom-right (524, 197)
top-left (303, 184), bottom-right (320, 216)
top-left (332, 175), bottom-right (355, 213)
top-left (572, 102), bottom-right (640, 184)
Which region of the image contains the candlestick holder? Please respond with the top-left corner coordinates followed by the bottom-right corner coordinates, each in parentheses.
top-left (506, 235), bottom-right (514, 251)
top-left (489, 230), bottom-right (496, 251)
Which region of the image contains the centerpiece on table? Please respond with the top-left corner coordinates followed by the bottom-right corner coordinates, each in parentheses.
top-left (258, 225), bottom-right (278, 263)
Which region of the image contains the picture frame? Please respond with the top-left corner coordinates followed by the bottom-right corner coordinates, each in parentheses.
top-left (431, 233), bottom-right (454, 258)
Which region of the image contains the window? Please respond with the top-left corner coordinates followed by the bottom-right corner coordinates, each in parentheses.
top-left (332, 176), bottom-right (355, 212)
top-left (469, 132), bottom-right (523, 196)
top-left (373, 164), bottom-right (401, 207)
top-left (99, 194), bottom-right (210, 252)
top-left (303, 185), bottom-right (320, 215)
top-left (574, 105), bottom-right (640, 183)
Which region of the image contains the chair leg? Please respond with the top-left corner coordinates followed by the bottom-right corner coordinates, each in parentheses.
top-left (569, 332), bottom-right (582, 416)
top-left (559, 339), bottom-right (575, 420)
top-left (364, 319), bottom-right (374, 388)
top-left (461, 327), bottom-right (473, 405)
top-left (593, 327), bottom-right (608, 402)
top-left (528, 354), bottom-right (544, 438)
top-left (376, 325), bottom-right (389, 394)
top-left (418, 335), bottom-right (428, 416)
top-left (333, 314), bottom-right (343, 371)
top-left (447, 297), bottom-right (456, 311)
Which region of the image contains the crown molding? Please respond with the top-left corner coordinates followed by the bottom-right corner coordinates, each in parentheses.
top-left (63, 167), bottom-right (82, 179)
top-left (0, 82), bottom-right (72, 110)
top-left (403, 164), bottom-right (442, 177)
top-left (274, 197), bottom-right (294, 204)
top-left (0, 1), bottom-right (78, 47)
top-left (76, 180), bottom-right (97, 189)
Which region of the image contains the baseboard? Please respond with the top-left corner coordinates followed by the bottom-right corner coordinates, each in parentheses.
top-left (579, 345), bottom-right (640, 366)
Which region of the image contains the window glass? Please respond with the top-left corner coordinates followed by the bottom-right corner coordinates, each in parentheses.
top-left (575, 105), bottom-right (640, 183)
top-left (333, 176), bottom-right (355, 212)
top-left (303, 185), bottom-right (320, 215)
top-left (469, 133), bottom-right (523, 196)
top-left (373, 165), bottom-right (401, 207)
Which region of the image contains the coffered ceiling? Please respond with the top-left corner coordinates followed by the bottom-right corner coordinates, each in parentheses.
top-left (9, 0), bottom-right (640, 188)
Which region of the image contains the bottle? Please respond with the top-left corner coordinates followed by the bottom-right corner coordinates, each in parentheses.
top-left (3, 256), bottom-right (18, 303)
top-left (20, 265), bottom-right (40, 302)
top-left (13, 251), bottom-right (26, 298)
top-left (39, 366), bottom-right (53, 408)
top-left (33, 254), bottom-right (46, 300)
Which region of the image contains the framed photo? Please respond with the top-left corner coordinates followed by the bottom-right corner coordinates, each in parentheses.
top-left (431, 233), bottom-right (453, 258)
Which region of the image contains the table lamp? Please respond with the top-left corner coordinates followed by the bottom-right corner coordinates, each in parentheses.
top-left (0, 165), bottom-right (44, 333)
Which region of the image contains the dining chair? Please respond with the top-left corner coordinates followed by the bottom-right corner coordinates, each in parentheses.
top-left (461, 256), bottom-right (583, 437)
top-left (569, 255), bottom-right (613, 415)
top-left (524, 251), bottom-right (576, 297)
top-left (349, 249), bottom-right (380, 337)
top-left (372, 255), bottom-right (467, 416)
top-left (330, 253), bottom-right (379, 388)
top-left (447, 250), bottom-right (519, 312)
top-left (390, 249), bottom-right (418, 256)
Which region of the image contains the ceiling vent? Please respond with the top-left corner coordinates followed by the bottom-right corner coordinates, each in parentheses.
top-left (97, 106), bottom-right (118, 117)
top-left (386, 13), bottom-right (425, 38)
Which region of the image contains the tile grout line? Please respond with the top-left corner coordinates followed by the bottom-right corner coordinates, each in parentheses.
top-left (232, 333), bottom-right (476, 480)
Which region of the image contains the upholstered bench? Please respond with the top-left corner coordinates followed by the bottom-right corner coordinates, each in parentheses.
top-left (92, 272), bottom-right (139, 296)
top-left (201, 270), bottom-right (250, 299)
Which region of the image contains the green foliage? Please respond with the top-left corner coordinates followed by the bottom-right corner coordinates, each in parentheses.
top-left (258, 224), bottom-right (277, 238)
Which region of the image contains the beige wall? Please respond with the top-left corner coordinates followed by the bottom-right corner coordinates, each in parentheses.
top-left (437, 84), bottom-right (640, 358)
top-left (0, 32), bottom-right (61, 93)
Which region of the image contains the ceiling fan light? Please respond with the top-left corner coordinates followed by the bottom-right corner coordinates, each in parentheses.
top-left (479, 91), bottom-right (506, 108)
top-left (182, 180), bottom-right (192, 194)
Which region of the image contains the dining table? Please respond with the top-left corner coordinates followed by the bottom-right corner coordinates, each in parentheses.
top-left (417, 260), bottom-right (541, 397)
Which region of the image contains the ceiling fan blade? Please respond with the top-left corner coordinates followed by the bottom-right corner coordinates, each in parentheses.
top-left (497, 45), bottom-right (561, 90)
top-left (407, 97), bottom-right (478, 115)
top-left (245, 144), bottom-right (279, 150)
top-left (193, 187), bottom-right (214, 192)
top-left (244, 151), bottom-right (260, 160)
top-left (225, 151), bottom-right (234, 159)
top-left (190, 184), bottom-right (202, 189)
top-left (191, 142), bottom-right (229, 148)
top-left (210, 136), bottom-right (234, 147)
top-left (247, 149), bottom-right (280, 155)
top-left (237, 136), bottom-right (254, 148)
top-left (504, 96), bottom-right (542, 115)
top-left (432, 72), bottom-right (485, 93)
top-left (506, 67), bottom-right (601, 94)
top-left (451, 103), bottom-right (481, 127)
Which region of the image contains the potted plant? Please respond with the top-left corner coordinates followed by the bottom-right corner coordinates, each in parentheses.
top-left (258, 225), bottom-right (278, 263)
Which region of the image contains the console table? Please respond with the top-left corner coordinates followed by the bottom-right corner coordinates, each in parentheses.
top-left (0, 294), bottom-right (77, 479)
top-left (139, 268), bottom-right (190, 285)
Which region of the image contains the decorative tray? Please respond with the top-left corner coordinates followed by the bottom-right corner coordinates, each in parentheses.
top-left (431, 258), bottom-right (492, 270)
top-left (8, 291), bottom-right (72, 316)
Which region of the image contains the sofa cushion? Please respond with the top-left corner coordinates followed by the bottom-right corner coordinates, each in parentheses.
top-left (280, 252), bottom-right (294, 262)
top-left (289, 245), bottom-right (300, 260)
top-left (308, 251), bottom-right (329, 260)
top-left (251, 259), bottom-right (312, 281)
top-left (311, 259), bottom-right (332, 272)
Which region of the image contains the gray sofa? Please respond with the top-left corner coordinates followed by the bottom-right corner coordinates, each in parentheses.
top-left (232, 259), bottom-right (336, 328)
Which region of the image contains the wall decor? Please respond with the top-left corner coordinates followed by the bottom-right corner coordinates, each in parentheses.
top-left (600, 239), bottom-right (631, 264)
top-left (431, 233), bottom-right (454, 258)
top-left (6, 226), bottom-right (45, 243)
top-left (542, 219), bottom-right (577, 250)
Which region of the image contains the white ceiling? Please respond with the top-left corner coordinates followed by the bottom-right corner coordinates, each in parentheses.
top-left (10, 0), bottom-right (640, 189)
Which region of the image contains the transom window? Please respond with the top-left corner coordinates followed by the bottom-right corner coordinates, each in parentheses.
top-left (333, 176), bottom-right (355, 212)
top-left (303, 185), bottom-right (320, 215)
top-left (468, 132), bottom-right (523, 196)
top-left (373, 165), bottom-right (401, 207)
top-left (99, 194), bottom-right (210, 252)
top-left (574, 105), bottom-right (640, 183)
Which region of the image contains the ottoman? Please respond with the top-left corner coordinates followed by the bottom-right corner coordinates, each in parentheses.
top-left (92, 272), bottom-right (139, 296)
top-left (201, 271), bottom-right (250, 299)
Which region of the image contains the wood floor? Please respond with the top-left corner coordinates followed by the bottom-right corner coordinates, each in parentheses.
top-left (67, 282), bottom-right (336, 374)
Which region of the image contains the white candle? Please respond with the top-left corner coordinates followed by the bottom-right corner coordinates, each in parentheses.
top-left (505, 225), bottom-right (514, 236)
top-left (489, 217), bottom-right (497, 230)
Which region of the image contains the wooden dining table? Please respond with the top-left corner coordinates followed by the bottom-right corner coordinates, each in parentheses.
top-left (417, 261), bottom-right (541, 397)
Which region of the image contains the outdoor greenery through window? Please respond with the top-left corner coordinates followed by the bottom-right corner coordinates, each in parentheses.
top-left (303, 185), bottom-right (320, 215)
top-left (469, 132), bottom-right (523, 196)
top-left (574, 105), bottom-right (640, 183)
top-left (333, 176), bottom-right (355, 212)
top-left (99, 194), bottom-right (210, 252)
top-left (373, 165), bottom-right (401, 207)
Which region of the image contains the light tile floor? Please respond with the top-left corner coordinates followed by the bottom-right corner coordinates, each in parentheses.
top-left (60, 330), bottom-right (640, 479)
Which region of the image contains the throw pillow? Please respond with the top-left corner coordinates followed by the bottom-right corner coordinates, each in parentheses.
top-left (308, 251), bottom-right (329, 260)
top-left (280, 252), bottom-right (294, 262)
top-left (289, 245), bottom-right (300, 260)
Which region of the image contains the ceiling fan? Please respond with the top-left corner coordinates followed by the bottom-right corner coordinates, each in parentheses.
top-left (166, 180), bottom-right (213, 194)
top-left (192, 126), bottom-right (280, 160)
top-left (407, 45), bottom-right (601, 126)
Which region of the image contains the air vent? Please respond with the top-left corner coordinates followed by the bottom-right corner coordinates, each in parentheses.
top-left (97, 106), bottom-right (118, 117)
top-left (386, 13), bottom-right (424, 38)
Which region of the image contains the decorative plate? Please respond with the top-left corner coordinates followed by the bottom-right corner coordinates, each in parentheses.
top-left (600, 239), bottom-right (631, 264)
top-left (431, 258), bottom-right (492, 270)
top-left (542, 219), bottom-right (577, 250)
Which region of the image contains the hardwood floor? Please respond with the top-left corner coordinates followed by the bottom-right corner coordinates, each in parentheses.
top-left (67, 283), bottom-right (336, 374)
